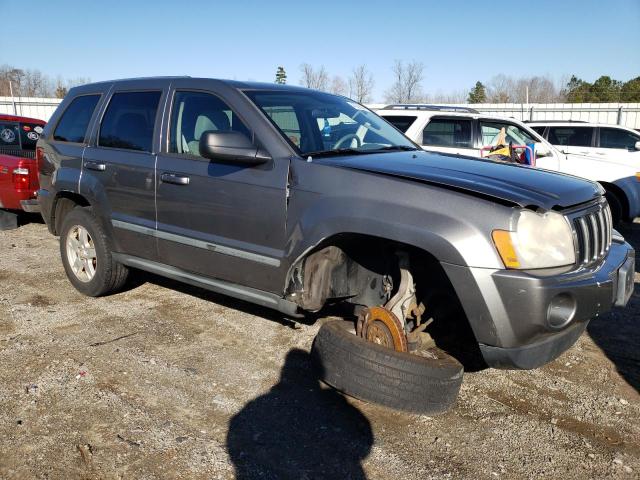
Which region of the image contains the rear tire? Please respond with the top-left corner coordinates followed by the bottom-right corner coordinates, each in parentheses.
top-left (311, 320), bottom-right (464, 414)
top-left (59, 207), bottom-right (128, 296)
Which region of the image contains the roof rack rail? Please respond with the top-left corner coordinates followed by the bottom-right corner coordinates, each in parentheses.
top-left (524, 119), bottom-right (587, 123)
top-left (383, 104), bottom-right (480, 114)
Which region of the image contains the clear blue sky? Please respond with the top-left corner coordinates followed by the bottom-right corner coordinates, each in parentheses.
top-left (2, 0), bottom-right (639, 100)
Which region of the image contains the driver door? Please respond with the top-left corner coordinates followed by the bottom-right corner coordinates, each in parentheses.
top-left (154, 86), bottom-right (289, 293)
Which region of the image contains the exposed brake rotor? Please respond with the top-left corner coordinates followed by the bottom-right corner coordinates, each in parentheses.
top-left (357, 306), bottom-right (408, 353)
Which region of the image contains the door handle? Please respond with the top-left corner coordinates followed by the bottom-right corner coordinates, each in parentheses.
top-left (161, 172), bottom-right (190, 185)
top-left (84, 161), bottom-right (106, 171)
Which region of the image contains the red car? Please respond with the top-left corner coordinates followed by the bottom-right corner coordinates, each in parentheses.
top-left (0, 114), bottom-right (45, 214)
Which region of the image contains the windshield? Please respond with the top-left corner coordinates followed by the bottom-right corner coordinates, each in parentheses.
top-left (244, 90), bottom-right (417, 156)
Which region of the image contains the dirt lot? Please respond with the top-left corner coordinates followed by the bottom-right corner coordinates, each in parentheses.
top-left (1, 219), bottom-right (639, 479)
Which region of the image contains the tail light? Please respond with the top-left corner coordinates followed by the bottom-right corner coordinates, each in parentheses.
top-left (36, 147), bottom-right (44, 173)
top-left (12, 160), bottom-right (36, 191)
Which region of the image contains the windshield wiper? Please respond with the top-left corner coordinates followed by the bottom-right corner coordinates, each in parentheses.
top-left (374, 145), bottom-right (419, 152)
top-left (304, 148), bottom-right (371, 158)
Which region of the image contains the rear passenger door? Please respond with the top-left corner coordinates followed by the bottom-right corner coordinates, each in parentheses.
top-left (154, 85), bottom-right (288, 292)
top-left (82, 81), bottom-right (168, 260)
top-left (420, 117), bottom-right (477, 157)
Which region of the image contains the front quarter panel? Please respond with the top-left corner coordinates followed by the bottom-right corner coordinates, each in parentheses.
top-left (285, 159), bottom-right (512, 271)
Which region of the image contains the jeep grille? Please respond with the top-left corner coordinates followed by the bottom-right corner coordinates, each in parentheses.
top-left (571, 202), bottom-right (612, 266)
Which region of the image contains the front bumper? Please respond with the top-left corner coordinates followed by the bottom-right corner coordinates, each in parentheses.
top-left (443, 239), bottom-right (635, 369)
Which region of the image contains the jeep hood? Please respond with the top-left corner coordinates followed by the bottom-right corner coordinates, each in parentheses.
top-left (316, 150), bottom-right (603, 210)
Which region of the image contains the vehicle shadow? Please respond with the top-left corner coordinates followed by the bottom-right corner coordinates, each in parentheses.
top-left (226, 348), bottom-right (373, 480)
top-left (0, 210), bottom-right (43, 231)
top-left (587, 221), bottom-right (640, 393)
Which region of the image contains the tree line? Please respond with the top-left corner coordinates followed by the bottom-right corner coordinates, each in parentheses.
top-left (467, 74), bottom-right (640, 103)
top-left (0, 64), bottom-right (89, 99)
top-left (282, 63), bottom-right (640, 104)
top-left (3, 61), bottom-right (638, 104)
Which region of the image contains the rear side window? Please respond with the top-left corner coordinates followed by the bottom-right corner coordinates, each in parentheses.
top-left (53, 95), bottom-right (101, 143)
top-left (548, 127), bottom-right (593, 147)
top-left (423, 118), bottom-right (472, 147)
top-left (599, 128), bottom-right (640, 150)
top-left (99, 91), bottom-right (161, 152)
top-left (382, 115), bottom-right (417, 133)
top-left (169, 91), bottom-right (250, 156)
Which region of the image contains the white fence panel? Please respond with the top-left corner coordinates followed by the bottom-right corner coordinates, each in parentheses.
top-left (2, 97), bottom-right (640, 129)
top-left (0, 96), bottom-right (62, 121)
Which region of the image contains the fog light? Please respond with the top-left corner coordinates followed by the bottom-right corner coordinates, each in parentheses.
top-left (547, 293), bottom-right (577, 329)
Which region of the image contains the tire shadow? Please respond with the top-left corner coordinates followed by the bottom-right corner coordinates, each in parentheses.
top-left (226, 348), bottom-right (373, 480)
top-left (587, 221), bottom-right (640, 393)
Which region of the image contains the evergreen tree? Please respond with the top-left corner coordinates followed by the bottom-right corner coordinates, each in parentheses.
top-left (467, 81), bottom-right (487, 103)
top-left (275, 66), bottom-right (287, 85)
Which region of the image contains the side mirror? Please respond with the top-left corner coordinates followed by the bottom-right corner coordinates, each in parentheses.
top-left (199, 131), bottom-right (270, 166)
top-left (635, 141), bottom-right (640, 151)
top-left (535, 144), bottom-right (552, 157)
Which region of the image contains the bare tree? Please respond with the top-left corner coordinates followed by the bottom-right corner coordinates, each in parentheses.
top-left (384, 60), bottom-right (425, 103)
top-left (299, 63), bottom-right (329, 91)
top-left (0, 64), bottom-right (89, 98)
top-left (487, 74), bottom-right (514, 103)
top-left (329, 75), bottom-right (348, 96)
top-left (348, 65), bottom-right (374, 103)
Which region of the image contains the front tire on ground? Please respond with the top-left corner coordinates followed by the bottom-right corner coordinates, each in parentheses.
top-left (311, 320), bottom-right (464, 414)
top-left (59, 207), bottom-right (129, 297)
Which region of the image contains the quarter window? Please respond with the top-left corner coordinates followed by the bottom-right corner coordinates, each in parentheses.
top-left (99, 91), bottom-right (161, 152)
top-left (169, 91), bottom-right (250, 156)
top-left (423, 119), bottom-right (472, 147)
top-left (53, 94), bottom-right (101, 143)
top-left (548, 127), bottom-right (593, 147)
top-left (599, 128), bottom-right (640, 150)
top-left (383, 115), bottom-right (417, 133)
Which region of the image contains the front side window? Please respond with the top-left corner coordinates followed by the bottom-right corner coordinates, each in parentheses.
top-left (53, 94), bottom-right (100, 143)
top-left (169, 91), bottom-right (250, 156)
top-left (548, 126), bottom-right (593, 147)
top-left (422, 118), bottom-right (472, 147)
top-left (99, 91), bottom-right (161, 152)
top-left (382, 115), bottom-right (417, 133)
top-left (480, 121), bottom-right (537, 146)
top-left (244, 90), bottom-right (416, 156)
top-left (599, 128), bottom-right (640, 150)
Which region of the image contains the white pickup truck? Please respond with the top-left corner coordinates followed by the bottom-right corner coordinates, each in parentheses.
top-left (374, 105), bottom-right (640, 223)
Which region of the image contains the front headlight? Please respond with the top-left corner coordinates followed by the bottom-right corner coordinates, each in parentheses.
top-left (492, 210), bottom-right (576, 269)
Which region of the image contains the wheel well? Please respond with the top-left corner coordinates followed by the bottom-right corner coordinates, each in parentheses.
top-left (288, 233), bottom-right (457, 311)
top-left (288, 233), bottom-right (484, 369)
top-left (52, 192), bottom-right (90, 235)
top-left (600, 182), bottom-right (629, 221)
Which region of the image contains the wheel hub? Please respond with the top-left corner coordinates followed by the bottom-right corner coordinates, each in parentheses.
top-left (357, 306), bottom-right (408, 353)
top-left (66, 225), bottom-right (97, 283)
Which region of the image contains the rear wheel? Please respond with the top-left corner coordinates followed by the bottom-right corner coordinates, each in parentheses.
top-left (59, 207), bottom-right (128, 296)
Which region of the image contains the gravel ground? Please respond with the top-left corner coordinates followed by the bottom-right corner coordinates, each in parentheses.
top-left (0, 219), bottom-right (638, 479)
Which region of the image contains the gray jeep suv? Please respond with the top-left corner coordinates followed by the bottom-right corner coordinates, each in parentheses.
top-left (36, 78), bottom-right (634, 412)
